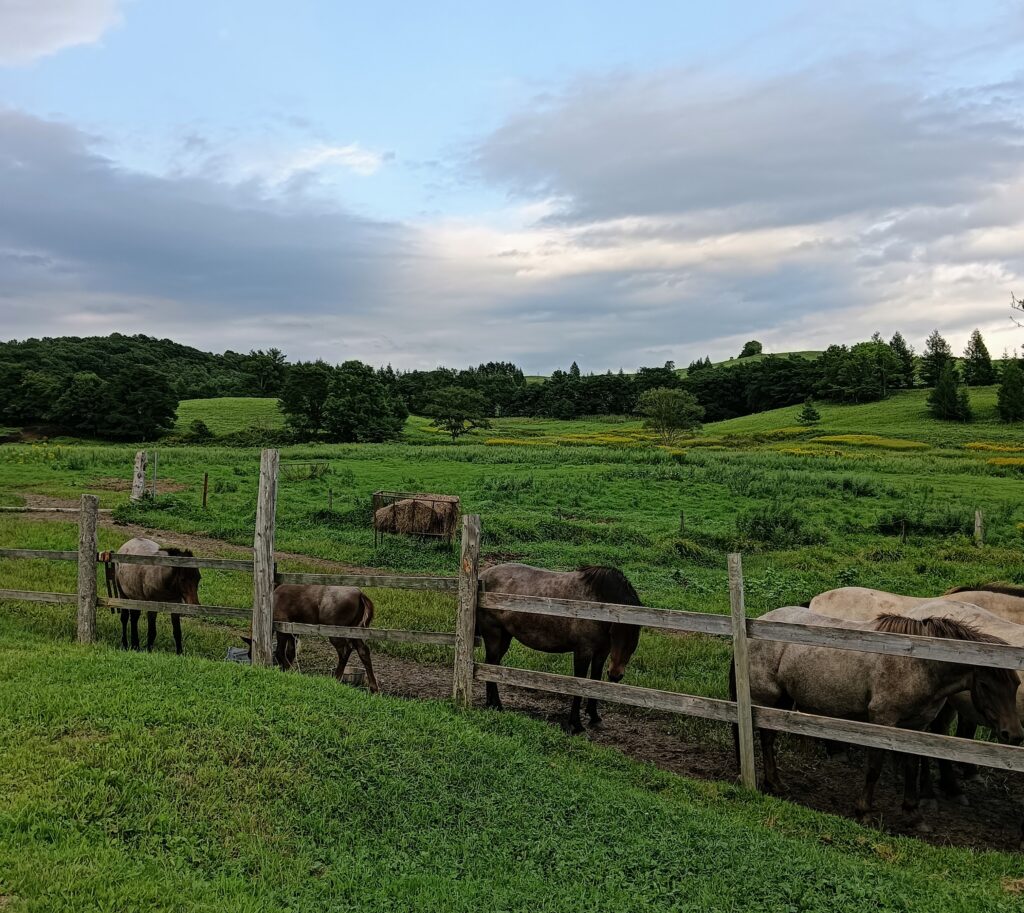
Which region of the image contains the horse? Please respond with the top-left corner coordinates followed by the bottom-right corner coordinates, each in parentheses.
top-left (810, 584), bottom-right (1024, 625)
top-left (739, 606), bottom-right (1022, 824)
top-left (272, 584), bottom-right (379, 692)
top-left (476, 563), bottom-right (642, 733)
top-left (108, 537), bottom-right (200, 654)
top-left (806, 591), bottom-right (1024, 798)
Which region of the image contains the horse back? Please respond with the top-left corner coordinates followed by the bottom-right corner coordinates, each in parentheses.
top-left (273, 584), bottom-right (369, 627)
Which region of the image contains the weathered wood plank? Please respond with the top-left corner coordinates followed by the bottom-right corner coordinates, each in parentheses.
top-left (130, 450), bottom-right (147, 501)
top-left (0, 507), bottom-right (113, 514)
top-left (76, 495), bottom-right (98, 645)
top-left (729, 554), bottom-right (756, 789)
top-left (748, 617), bottom-right (1024, 670)
top-left (474, 663), bottom-right (738, 722)
top-left (274, 621), bottom-right (479, 646)
top-left (453, 514), bottom-right (481, 708)
top-left (477, 591), bottom-right (732, 636)
top-left (0, 589), bottom-right (78, 605)
top-left (0, 548), bottom-right (79, 561)
top-left (754, 707), bottom-right (1024, 773)
top-left (251, 449), bottom-right (279, 667)
top-left (98, 597), bottom-right (252, 619)
top-left (106, 553), bottom-right (253, 572)
top-left (275, 571), bottom-right (458, 591)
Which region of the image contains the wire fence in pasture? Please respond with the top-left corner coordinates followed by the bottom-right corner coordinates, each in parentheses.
top-left (0, 450), bottom-right (1021, 795)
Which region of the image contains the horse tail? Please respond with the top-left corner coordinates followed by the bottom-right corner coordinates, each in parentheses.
top-left (358, 592), bottom-right (375, 628)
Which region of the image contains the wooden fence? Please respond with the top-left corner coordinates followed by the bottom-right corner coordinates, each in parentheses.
top-left (1, 448), bottom-right (1023, 792)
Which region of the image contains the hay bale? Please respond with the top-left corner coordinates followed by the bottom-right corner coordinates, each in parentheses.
top-left (374, 497), bottom-right (459, 539)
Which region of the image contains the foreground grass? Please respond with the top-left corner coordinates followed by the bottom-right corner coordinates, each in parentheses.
top-left (2, 623), bottom-right (1023, 912)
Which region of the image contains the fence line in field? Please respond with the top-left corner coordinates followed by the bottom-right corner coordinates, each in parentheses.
top-left (0, 449), bottom-right (1022, 791)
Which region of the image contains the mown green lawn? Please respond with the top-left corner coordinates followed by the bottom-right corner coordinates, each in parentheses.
top-left (2, 620), bottom-right (1023, 912)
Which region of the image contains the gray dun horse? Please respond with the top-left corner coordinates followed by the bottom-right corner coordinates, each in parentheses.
top-left (739, 606), bottom-right (1022, 824)
top-left (109, 537), bottom-right (201, 654)
top-left (810, 584), bottom-right (1024, 625)
top-left (477, 563), bottom-right (642, 733)
top-left (272, 584), bottom-right (379, 692)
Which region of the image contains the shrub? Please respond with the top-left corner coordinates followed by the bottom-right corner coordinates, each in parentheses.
top-left (736, 503), bottom-right (821, 547)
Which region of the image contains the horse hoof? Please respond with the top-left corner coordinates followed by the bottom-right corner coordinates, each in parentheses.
top-left (562, 720), bottom-right (586, 735)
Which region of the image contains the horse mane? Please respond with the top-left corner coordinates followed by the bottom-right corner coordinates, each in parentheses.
top-left (161, 546), bottom-right (195, 557)
top-left (577, 566), bottom-right (641, 606)
top-left (872, 612), bottom-right (1007, 644)
top-left (945, 582), bottom-right (1024, 598)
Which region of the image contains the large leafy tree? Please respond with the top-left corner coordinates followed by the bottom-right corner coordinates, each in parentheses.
top-left (322, 361), bottom-right (408, 443)
top-left (739, 340), bottom-right (763, 358)
top-left (920, 329), bottom-right (953, 387)
top-left (425, 387), bottom-right (492, 441)
top-left (278, 361), bottom-right (336, 438)
top-left (887, 331), bottom-right (916, 388)
top-left (50, 372), bottom-right (109, 436)
top-left (962, 329), bottom-right (996, 386)
top-left (637, 387), bottom-right (704, 442)
top-left (102, 366), bottom-right (179, 440)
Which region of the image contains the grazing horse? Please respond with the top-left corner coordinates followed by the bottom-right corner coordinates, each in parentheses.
top-left (477, 563), bottom-right (642, 733)
top-left (272, 584), bottom-right (379, 692)
top-left (741, 606), bottom-right (1021, 823)
top-left (806, 591), bottom-right (1024, 799)
top-left (110, 537), bottom-right (200, 654)
top-left (810, 584), bottom-right (1024, 625)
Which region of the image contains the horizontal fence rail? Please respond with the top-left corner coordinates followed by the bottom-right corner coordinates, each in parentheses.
top-left (97, 597), bottom-right (253, 619)
top-left (0, 506), bottom-right (114, 514)
top-left (477, 591), bottom-right (733, 636)
top-left (276, 571), bottom-right (458, 592)
top-left (100, 553), bottom-right (254, 572)
top-left (276, 620), bottom-right (481, 647)
top-left (749, 617), bottom-right (1024, 671)
top-left (0, 548), bottom-right (78, 561)
top-left (0, 588), bottom-right (77, 605)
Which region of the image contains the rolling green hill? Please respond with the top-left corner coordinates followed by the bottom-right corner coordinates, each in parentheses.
top-left (174, 397), bottom-right (284, 435)
top-left (1, 610), bottom-right (1021, 910)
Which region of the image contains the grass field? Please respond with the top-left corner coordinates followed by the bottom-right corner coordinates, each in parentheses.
top-left (174, 397), bottom-right (284, 435)
top-left (3, 388), bottom-right (1024, 906)
top-left (2, 620), bottom-right (1024, 911)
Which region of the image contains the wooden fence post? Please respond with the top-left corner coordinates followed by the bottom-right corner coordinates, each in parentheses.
top-left (202, 472), bottom-right (209, 510)
top-left (76, 494), bottom-right (99, 644)
top-left (130, 451), bottom-right (148, 501)
top-left (453, 513), bottom-right (481, 708)
top-left (150, 450), bottom-right (158, 499)
top-left (974, 509), bottom-right (984, 547)
top-left (251, 449), bottom-right (279, 667)
top-left (728, 552), bottom-right (757, 790)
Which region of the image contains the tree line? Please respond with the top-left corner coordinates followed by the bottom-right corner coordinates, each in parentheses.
top-left (2, 328), bottom-right (1022, 441)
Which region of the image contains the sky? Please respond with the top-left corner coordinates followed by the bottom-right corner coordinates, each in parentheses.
top-left (1, 1), bottom-right (1023, 373)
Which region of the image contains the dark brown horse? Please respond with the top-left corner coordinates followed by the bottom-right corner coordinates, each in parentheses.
top-left (273, 584), bottom-right (379, 692)
top-left (477, 563), bottom-right (642, 733)
top-left (109, 537), bottom-right (200, 654)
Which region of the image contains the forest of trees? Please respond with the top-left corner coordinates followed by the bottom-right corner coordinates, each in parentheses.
top-left (1, 327), bottom-right (1019, 441)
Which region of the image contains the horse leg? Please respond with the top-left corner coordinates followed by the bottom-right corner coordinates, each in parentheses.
top-left (565, 650), bottom-right (591, 734)
top-left (855, 748), bottom-right (886, 820)
top-left (276, 632), bottom-right (296, 670)
top-left (955, 718), bottom-right (980, 782)
top-left (483, 629), bottom-right (512, 711)
top-left (925, 704), bottom-right (965, 806)
top-left (146, 611), bottom-right (157, 652)
top-left (352, 639), bottom-right (380, 694)
top-left (120, 609), bottom-right (130, 650)
top-left (129, 610), bottom-right (141, 651)
top-left (586, 649), bottom-right (609, 727)
top-left (760, 728), bottom-right (783, 794)
top-left (329, 636), bottom-right (355, 681)
top-left (171, 614), bottom-right (183, 655)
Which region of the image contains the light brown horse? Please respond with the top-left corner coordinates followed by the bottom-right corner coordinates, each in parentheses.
top-left (272, 584), bottom-right (379, 692)
top-left (477, 564), bottom-right (642, 733)
top-left (810, 584), bottom-right (1024, 625)
top-left (741, 606), bottom-right (1021, 822)
top-left (110, 537), bottom-right (200, 654)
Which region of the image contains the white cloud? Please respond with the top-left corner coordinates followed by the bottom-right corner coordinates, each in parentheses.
top-left (281, 143), bottom-right (386, 179)
top-left (0, 0), bottom-right (123, 65)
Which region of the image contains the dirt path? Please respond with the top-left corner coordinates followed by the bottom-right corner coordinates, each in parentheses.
top-left (13, 495), bottom-right (1024, 852)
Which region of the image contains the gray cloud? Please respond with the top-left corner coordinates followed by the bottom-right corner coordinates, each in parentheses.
top-left (0, 0), bottom-right (122, 65)
top-left (473, 69), bottom-right (1024, 229)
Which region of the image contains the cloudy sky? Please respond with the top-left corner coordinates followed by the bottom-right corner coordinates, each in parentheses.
top-left (1, 1), bottom-right (1023, 372)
